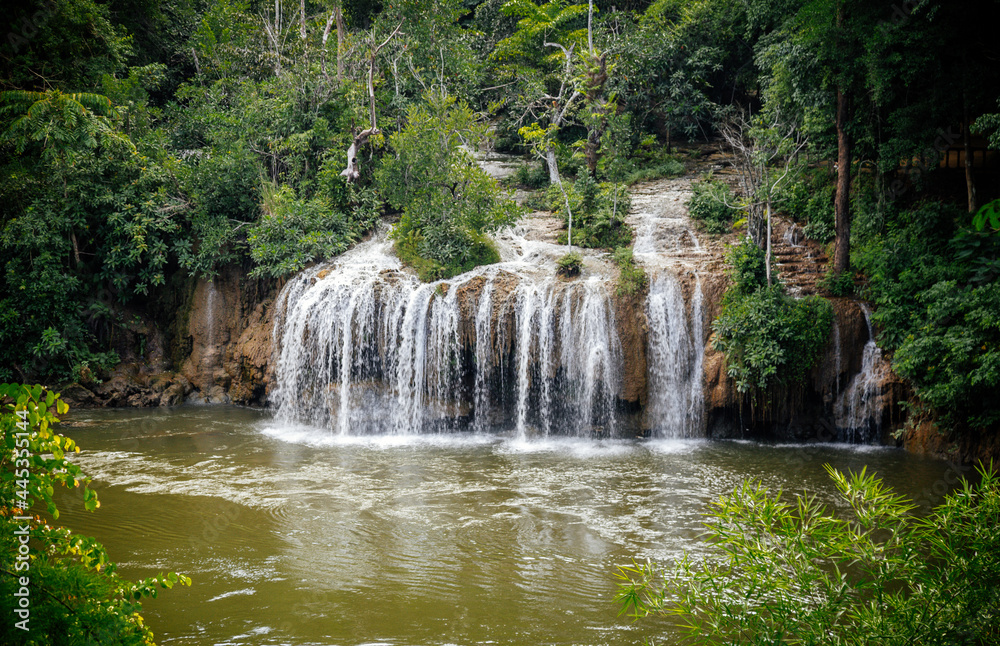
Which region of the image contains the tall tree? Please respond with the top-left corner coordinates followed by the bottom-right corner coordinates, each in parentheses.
top-left (757, 0), bottom-right (886, 276)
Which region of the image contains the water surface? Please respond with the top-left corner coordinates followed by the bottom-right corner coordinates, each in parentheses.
top-left (57, 406), bottom-right (961, 645)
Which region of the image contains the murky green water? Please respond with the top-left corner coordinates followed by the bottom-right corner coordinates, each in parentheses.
top-left (56, 406), bottom-right (962, 645)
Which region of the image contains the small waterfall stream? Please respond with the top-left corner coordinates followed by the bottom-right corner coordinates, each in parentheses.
top-left (835, 304), bottom-right (890, 442)
top-left (645, 271), bottom-right (705, 437)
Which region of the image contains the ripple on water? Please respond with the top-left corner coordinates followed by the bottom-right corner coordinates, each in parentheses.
top-left (59, 408), bottom-right (958, 646)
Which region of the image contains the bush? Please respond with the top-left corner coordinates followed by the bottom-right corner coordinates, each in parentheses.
top-left (248, 184), bottom-right (357, 278)
top-left (556, 251), bottom-right (583, 277)
top-left (712, 238), bottom-right (833, 395)
top-left (549, 172), bottom-right (633, 249)
top-left (624, 158), bottom-right (685, 184)
top-left (819, 267), bottom-right (855, 296)
top-left (688, 178), bottom-right (738, 234)
top-left (1, 384), bottom-right (190, 645)
top-left (612, 247), bottom-right (647, 297)
top-left (726, 237), bottom-right (770, 295)
top-left (625, 134), bottom-right (684, 184)
top-left (616, 464), bottom-right (1000, 646)
top-left (378, 93), bottom-right (518, 281)
top-left (773, 169), bottom-right (836, 243)
top-left (512, 161), bottom-right (549, 189)
top-left (713, 285), bottom-right (834, 395)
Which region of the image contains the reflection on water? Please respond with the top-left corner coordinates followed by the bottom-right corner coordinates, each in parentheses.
top-left (56, 406), bottom-right (962, 645)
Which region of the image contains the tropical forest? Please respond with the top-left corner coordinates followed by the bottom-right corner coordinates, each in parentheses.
top-left (1, 0), bottom-right (999, 644)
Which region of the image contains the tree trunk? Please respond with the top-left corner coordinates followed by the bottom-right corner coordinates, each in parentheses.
top-left (300, 0), bottom-right (306, 40)
top-left (587, 0), bottom-right (594, 54)
top-left (340, 25), bottom-right (402, 182)
top-left (583, 53), bottom-right (608, 176)
top-left (765, 201), bottom-right (772, 287)
top-left (964, 93), bottom-right (977, 213)
top-left (833, 86), bottom-right (853, 275)
top-left (336, 6), bottom-right (345, 83)
top-left (321, 12), bottom-right (336, 81)
top-left (545, 148), bottom-right (560, 186)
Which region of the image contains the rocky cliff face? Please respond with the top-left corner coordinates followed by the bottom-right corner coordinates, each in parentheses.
top-left (60, 266), bottom-right (278, 410)
top-left (171, 266), bottom-right (277, 406)
top-left (61, 172), bottom-right (909, 452)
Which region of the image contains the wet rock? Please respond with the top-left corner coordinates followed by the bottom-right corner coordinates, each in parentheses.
top-left (160, 383), bottom-right (185, 407)
top-left (148, 372), bottom-right (175, 394)
top-left (126, 390), bottom-right (160, 407)
top-left (60, 383), bottom-right (96, 408)
top-left (174, 375), bottom-right (193, 395)
top-left (208, 385), bottom-right (231, 404)
top-left (613, 290), bottom-right (648, 406)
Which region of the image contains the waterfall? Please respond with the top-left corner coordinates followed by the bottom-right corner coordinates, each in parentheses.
top-left (271, 232), bottom-right (627, 437)
top-left (645, 270), bottom-right (705, 437)
top-left (270, 174), bottom-right (713, 439)
top-left (835, 304), bottom-right (889, 442)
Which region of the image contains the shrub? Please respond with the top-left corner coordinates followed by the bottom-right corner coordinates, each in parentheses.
top-left (549, 172), bottom-right (634, 249)
top-left (774, 169), bottom-right (836, 243)
top-left (1, 384), bottom-right (190, 645)
top-left (624, 158), bottom-right (685, 184)
top-left (688, 178), bottom-right (738, 234)
top-left (556, 251), bottom-right (583, 277)
top-left (616, 464), bottom-right (1000, 646)
top-left (712, 238), bottom-right (833, 396)
top-left (726, 237), bottom-right (770, 295)
top-left (819, 267), bottom-right (855, 296)
top-left (248, 184), bottom-right (357, 278)
top-left (713, 285), bottom-right (834, 395)
top-left (512, 161), bottom-right (549, 189)
top-left (378, 93), bottom-right (518, 281)
top-left (612, 247), bottom-right (648, 297)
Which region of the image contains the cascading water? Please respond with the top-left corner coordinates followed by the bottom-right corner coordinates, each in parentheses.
top-left (644, 271), bottom-right (705, 437)
top-left (271, 172), bottom-right (710, 439)
top-left (271, 230), bottom-right (626, 437)
top-left (835, 304), bottom-right (889, 442)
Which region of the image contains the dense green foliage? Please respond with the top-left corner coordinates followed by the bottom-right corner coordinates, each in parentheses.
top-left (379, 93), bottom-right (519, 281)
top-left (687, 177), bottom-right (737, 234)
top-left (713, 238), bottom-right (834, 396)
top-left (855, 202), bottom-right (1000, 433)
top-left (1, 384), bottom-right (190, 645)
top-left (616, 464), bottom-right (1000, 645)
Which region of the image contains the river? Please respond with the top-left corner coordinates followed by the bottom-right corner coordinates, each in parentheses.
top-left (56, 406), bottom-right (960, 645)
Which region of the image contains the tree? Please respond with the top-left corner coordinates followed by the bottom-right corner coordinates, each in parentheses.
top-left (1, 384), bottom-right (190, 644)
top-left (378, 92), bottom-right (519, 280)
top-left (717, 107), bottom-right (807, 286)
top-left (616, 464), bottom-right (1000, 645)
top-left (491, 0), bottom-right (589, 184)
top-left (757, 0), bottom-right (887, 277)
